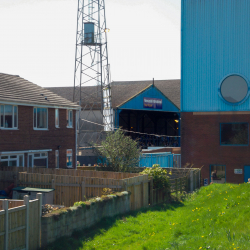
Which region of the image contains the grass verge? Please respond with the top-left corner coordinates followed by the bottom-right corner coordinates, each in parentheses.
top-left (43, 183), bottom-right (250, 250)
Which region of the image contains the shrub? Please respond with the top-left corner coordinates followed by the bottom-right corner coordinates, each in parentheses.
top-left (94, 129), bottom-right (141, 172)
top-left (74, 201), bottom-right (86, 207)
top-left (140, 164), bottom-right (170, 190)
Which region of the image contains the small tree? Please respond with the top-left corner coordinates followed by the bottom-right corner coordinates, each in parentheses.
top-left (95, 129), bottom-right (141, 172)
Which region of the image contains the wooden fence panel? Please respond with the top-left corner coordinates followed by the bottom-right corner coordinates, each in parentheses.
top-left (8, 206), bottom-right (26, 250)
top-left (19, 172), bottom-right (150, 210)
top-left (29, 200), bottom-right (40, 250)
top-left (0, 210), bottom-right (5, 250)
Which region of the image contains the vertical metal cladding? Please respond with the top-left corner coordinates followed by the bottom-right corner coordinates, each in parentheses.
top-left (181, 0), bottom-right (250, 112)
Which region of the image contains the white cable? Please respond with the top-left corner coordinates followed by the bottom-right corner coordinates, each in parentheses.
top-left (81, 118), bottom-right (180, 138)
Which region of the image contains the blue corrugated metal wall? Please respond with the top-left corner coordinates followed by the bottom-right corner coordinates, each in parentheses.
top-left (181, 0), bottom-right (250, 112)
top-left (139, 153), bottom-right (181, 168)
top-left (119, 85), bottom-right (179, 112)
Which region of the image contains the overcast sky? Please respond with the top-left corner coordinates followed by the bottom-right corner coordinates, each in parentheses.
top-left (0, 0), bottom-right (180, 87)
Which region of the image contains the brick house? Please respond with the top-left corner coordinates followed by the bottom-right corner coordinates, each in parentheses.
top-left (181, 0), bottom-right (250, 184)
top-left (0, 73), bottom-right (79, 169)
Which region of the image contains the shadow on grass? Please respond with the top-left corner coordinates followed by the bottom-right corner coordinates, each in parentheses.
top-left (41, 199), bottom-right (184, 250)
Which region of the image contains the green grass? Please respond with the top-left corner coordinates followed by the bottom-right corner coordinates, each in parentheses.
top-left (44, 183), bottom-right (250, 250)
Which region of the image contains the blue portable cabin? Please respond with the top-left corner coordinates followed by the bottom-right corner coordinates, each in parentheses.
top-left (181, 0), bottom-right (250, 184)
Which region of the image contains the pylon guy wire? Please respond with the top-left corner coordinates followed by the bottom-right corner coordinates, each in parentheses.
top-left (81, 118), bottom-right (180, 138)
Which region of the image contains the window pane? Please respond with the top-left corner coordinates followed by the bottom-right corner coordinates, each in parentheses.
top-left (34, 158), bottom-right (47, 168)
top-left (1, 156), bottom-right (8, 159)
top-left (41, 153), bottom-right (47, 157)
top-left (34, 108), bottom-right (37, 128)
top-left (10, 155), bottom-right (17, 159)
top-left (221, 123), bottom-right (248, 145)
top-left (0, 105), bottom-right (4, 128)
top-left (28, 155), bottom-right (33, 167)
top-left (9, 160), bottom-right (17, 167)
top-left (67, 156), bottom-right (72, 167)
top-left (5, 105), bottom-right (13, 128)
top-left (14, 106), bottom-right (18, 128)
top-left (70, 110), bottom-right (73, 127)
top-left (37, 108), bottom-right (47, 128)
top-left (55, 150), bottom-right (59, 168)
top-left (55, 109), bottom-right (59, 127)
top-left (1, 161), bottom-right (8, 167)
top-left (34, 153), bottom-right (40, 157)
top-left (19, 155), bottom-right (24, 167)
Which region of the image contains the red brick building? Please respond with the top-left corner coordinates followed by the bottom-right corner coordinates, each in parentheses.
top-left (0, 73), bottom-right (79, 169)
top-left (181, 0), bottom-right (250, 184)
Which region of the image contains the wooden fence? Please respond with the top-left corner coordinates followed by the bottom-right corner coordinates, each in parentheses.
top-left (18, 172), bottom-right (149, 211)
top-left (0, 194), bottom-right (42, 250)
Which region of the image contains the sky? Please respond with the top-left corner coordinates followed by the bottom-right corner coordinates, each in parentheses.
top-left (0, 0), bottom-right (180, 87)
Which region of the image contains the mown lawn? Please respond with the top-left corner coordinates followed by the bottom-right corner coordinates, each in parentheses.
top-left (45, 183), bottom-right (250, 250)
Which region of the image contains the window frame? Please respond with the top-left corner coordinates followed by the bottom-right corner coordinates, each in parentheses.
top-left (67, 109), bottom-right (73, 128)
top-left (28, 152), bottom-right (48, 168)
top-left (66, 149), bottom-right (73, 168)
top-left (220, 122), bottom-right (249, 146)
top-left (0, 153), bottom-right (24, 167)
top-left (55, 108), bottom-right (59, 128)
top-left (55, 150), bottom-right (59, 168)
top-left (33, 107), bottom-right (48, 130)
top-left (0, 104), bottom-right (18, 129)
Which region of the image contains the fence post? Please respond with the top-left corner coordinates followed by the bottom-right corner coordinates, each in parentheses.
top-left (81, 181), bottom-right (85, 201)
top-left (185, 176), bottom-right (188, 192)
top-left (123, 180), bottom-right (127, 191)
top-left (52, 179), bottom-right (55, 204)
top-left (175, 179), bottom-right (178, 197)
top-left (133, 183), bottom-right (136, 210)
top-left (141, 181), bottom-right (144, 207)
top-left (36, 193), bottom-right (42, 248)
top-left (150, 178), bottom-right (153, 206)
top-left (3, 200), bottom-right (8, 250)
top-left (24, 195), bottom-right (29, 250)
top-left (180, 178), bottom-right (182, 194)
top-left (190, 170), bottom-right (194, 192)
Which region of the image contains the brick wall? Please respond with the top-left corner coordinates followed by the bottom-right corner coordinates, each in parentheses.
top-left (0, 105), bottom-right (76, 168)
top-left (41, 191), bottom-right (131, 247)
top-left (181, 112), bottom-right (250, 183)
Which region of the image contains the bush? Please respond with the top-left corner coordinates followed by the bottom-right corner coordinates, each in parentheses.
top-left (95, 129), bottom-right (141, 172)
top-left (140, 164), bottom-right (170, 190)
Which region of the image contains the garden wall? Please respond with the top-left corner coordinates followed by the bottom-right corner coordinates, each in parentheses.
top-left (41, 191), bottom-right (131, 248)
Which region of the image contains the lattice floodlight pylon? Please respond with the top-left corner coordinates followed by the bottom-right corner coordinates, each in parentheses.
top-left (73, 0), bottom-right (113, 151)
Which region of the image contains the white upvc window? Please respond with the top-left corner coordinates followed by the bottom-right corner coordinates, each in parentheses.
top-left (55, 150), bottom-right (59, 168)
top-left (34, 107), bottom-right (48, 130)
top-left (66, 110), bottom-right (73, 128)
top-left (66, 149), bottom-right (72, 168)
top-left (0, 154), bottom-right (24, 167)
top-left (55, 109), bottom-right (59, 128)
top-left (28, 152), bottom-right (48, 168)
top-left (0, 104), bottom-right (18, 129)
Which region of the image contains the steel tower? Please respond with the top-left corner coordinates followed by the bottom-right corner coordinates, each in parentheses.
top-left (73, 0), bottom-right (113, 153)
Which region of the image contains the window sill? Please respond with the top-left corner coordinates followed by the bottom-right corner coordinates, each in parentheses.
top-left (33, 128), bottom-right (49, 131)
top-left (66, 126), bottom-right (73, 129)
top-left (55, 126), bottom-right (60, 128)
top-left (0, 128), bottom-right (18, 130)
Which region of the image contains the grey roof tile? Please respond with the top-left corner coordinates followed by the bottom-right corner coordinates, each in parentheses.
top-left (47, 79), bottom-right (180, 109)
top-left (0, 73), bottom-right (79, 108)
